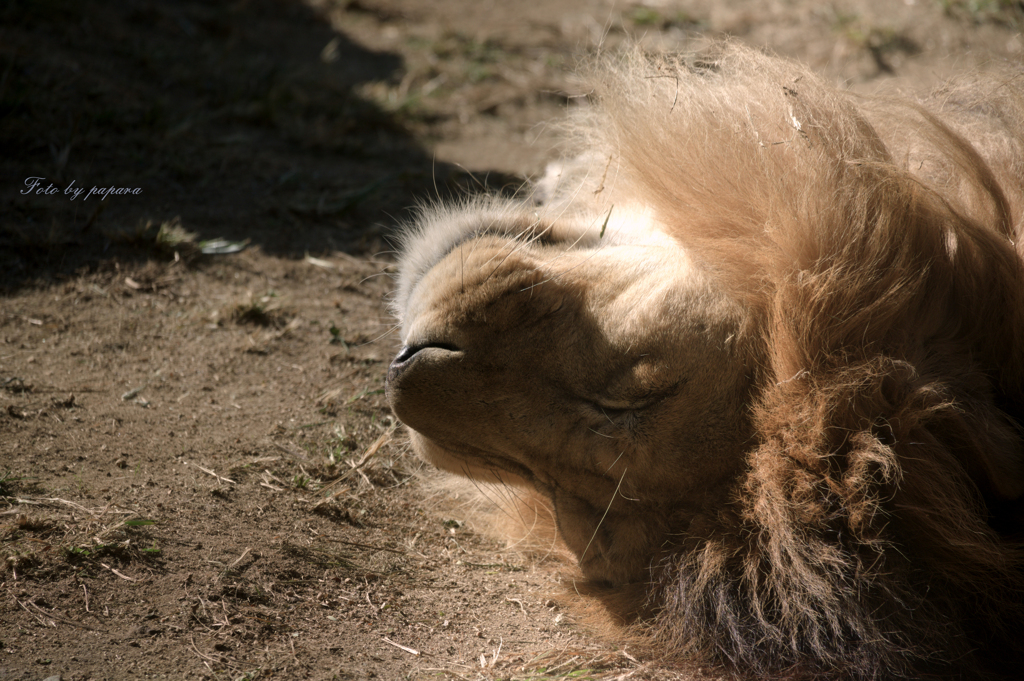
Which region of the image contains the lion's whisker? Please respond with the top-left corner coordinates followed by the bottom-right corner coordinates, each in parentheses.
top-left (605, 450), bottom-right (626, 473)
top-left (361, 324), bottom-right (401, 346)
top-left (579, 467), bottom-right (628, 564)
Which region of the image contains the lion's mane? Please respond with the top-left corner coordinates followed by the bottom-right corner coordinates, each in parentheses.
top-left (565, 46), bottom-right (1024, 680)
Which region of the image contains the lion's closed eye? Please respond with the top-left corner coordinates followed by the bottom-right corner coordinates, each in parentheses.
top-left (588, 383), bottom-right (680, 420)
top-left (592, 402), bottom-right (632, 420)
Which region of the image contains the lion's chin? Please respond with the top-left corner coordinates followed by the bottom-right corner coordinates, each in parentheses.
top-left (407, 430), bottom-right (533, 488)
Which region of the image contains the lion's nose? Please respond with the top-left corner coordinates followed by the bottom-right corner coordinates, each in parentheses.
top-left (387, 343), bottom-right (461, 390)
top-left (393, 345), bottom-right (421, 364)
top-left (386, 342), bottom-right (463, 414)
top-left (392, 342), bottom-right (461, 367)
top-left (387, 346), bottom-right (419, 390)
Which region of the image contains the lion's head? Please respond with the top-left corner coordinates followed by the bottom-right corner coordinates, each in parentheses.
top-left (386, 44), bottom-right (1024, 679)
top-left (387, 200), bottom-right (753, 585)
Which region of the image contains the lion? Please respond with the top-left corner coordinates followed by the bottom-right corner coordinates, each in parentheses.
top-left (385, 43), bottom-right (1024, 680)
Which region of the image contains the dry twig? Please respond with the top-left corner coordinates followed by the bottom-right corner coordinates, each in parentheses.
top-left (100, 562), bottom-right (137, 582)
top-left (382, 636), bottom-right (421, 656)
top-left (188, 462), bottom-right (236, 485)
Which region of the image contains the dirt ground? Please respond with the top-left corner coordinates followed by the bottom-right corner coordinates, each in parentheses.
top-left (2, 1), bottom-right (1022, 680)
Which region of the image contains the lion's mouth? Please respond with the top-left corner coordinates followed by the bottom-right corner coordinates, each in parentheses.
top-left (386, 342), bottom-right (537, 487)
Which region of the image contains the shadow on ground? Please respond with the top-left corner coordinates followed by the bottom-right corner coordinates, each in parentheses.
top-left (0, 0), bottom-right (520, 293)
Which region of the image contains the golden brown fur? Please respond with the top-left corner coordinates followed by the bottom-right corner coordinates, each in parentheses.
top-left (386, 44), bottom-right (1024, 680)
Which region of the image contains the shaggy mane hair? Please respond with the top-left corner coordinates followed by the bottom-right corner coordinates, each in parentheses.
top-left (565, 46), bottom-right (1024, 680)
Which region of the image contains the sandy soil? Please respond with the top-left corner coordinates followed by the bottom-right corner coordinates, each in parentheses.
top-left (2, 1), bottom-right (1022, 679)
